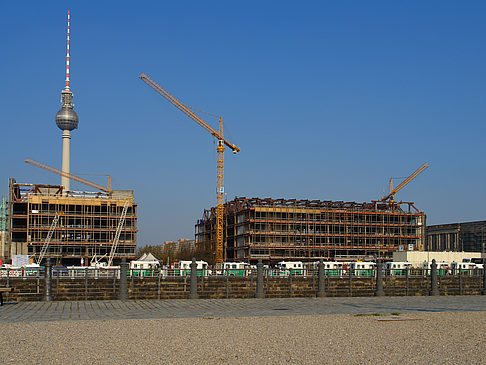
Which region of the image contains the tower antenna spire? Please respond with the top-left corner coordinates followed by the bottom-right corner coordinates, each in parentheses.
top-left (56, 10), bottom-right (78, 194)
top-left (65, 10), bottom-right (70, 90)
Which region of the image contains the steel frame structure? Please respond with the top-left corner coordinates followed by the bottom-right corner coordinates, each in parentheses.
top-left (6, 179), bottom-right (137, 264)
top-left (196, 197), bottom-right (426, 264)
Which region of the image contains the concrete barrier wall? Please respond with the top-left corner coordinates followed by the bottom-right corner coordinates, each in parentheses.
top-left (2, 275), bottom-right (484, 302)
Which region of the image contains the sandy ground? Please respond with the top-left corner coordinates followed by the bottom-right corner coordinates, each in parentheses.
top-left (1, 312), bottom-right (485, 364)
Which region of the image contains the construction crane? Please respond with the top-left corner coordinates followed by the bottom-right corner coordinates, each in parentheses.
top-left (76, 173), bottom-right (112, 191)
top-left (37, 212), bottom-right (62, 265)
top-left (139, 73), bottom-right (240, 264)
top-left (25, 158), bottom-right (111, 193)
top-left (382, 163), bottom-right (429, 202)
top-left (107, 199), bottom-right (131, 267)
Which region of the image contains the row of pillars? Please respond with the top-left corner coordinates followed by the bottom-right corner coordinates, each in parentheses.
top-left (317, 258), bottom-right (483, 297)
top-left (182, 258), bottom-right (485, 299)
top-left (317, 258), bottom-right (472, 297)
top-left (42, 257), bottom-right (486, 301)
top-left (188, 258), bottom-right (265, 299)
top-left (42, 257), bottom-right (130, 302)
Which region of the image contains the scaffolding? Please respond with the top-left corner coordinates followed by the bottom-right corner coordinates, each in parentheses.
top-left (0, 196), bottom-right (6, 261)
top-left (196, 197), bottom-right (426, 264)
top-left (6, 178), bottom-right (137, 265)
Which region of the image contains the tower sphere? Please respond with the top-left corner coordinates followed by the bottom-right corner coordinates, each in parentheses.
top-left (55, 107), bottom-right (79, 131)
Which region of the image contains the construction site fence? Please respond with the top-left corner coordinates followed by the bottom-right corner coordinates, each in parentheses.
top-left (1, 266), bottom-right (486, 279)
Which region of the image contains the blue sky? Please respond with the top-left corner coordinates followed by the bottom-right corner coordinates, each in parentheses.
top-left (1, 1), bottom-right (485, 245)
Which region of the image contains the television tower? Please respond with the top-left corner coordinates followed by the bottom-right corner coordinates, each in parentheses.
top-left (55, 11), bottom-right (78, 193)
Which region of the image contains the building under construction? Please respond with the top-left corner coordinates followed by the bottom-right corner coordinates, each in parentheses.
top-left (5, 179), bottom-right (137, 265)
top-left (196, 197), bottom-right (426, 264)
top-left (0, 12), bottom-right (138, 266)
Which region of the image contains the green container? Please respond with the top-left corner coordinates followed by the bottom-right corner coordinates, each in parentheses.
top-left (225, 269), bottom-right (246, 277)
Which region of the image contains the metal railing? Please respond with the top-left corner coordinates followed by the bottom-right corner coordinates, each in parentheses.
top-left (2, 265), bottom-right (485, 302)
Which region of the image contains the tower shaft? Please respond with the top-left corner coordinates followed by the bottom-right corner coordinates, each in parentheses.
top-left (61, 130), bottom-right (71, 192)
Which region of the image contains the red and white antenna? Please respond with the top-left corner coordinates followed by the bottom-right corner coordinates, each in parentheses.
top-left (65, 10), bottom-right (71, 90)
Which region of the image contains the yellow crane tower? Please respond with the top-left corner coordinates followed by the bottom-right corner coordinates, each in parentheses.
top-left (139, 73), bottom-right (240, 264)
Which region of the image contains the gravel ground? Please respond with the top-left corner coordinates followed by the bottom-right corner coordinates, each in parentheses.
top-left (1, 311), bottom-right (485, 364)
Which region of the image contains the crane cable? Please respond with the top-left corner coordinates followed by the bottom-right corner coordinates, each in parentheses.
top-left (186, 105), bottom-right (220, 119)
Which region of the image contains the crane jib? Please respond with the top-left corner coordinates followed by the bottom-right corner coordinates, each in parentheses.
top-left (24, 158), bottom-right (110, 193)
top-left (382, 163), bottom-right (429, 201)
top-left (139, 73), bottom-right (240, 153)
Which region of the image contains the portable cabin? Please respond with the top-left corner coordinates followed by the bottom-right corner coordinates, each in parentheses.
top-left (422, 261), bottom-right (450, 275)
top-left (67, 266), bottom-right (92, 278)
top-left (384, 262), bottom-right (412, 276)
top-left (22, 263), bottom-right (41, 277)
top-left (277, 261), bottom-right (305, 276)
top-left (172, 260), bottom-right (210, 276)
top-left (315, 261), bottom-right (344, 276)
top-left (0, 265), bottom-right (22, 278)
top-left (349, 262), bottom-right (375, 276)
top-left (223, 262), bottom-right (249, 276)
top-left (339, 262), bottom-right (354, 275)
top-left (450, 262), bottom-right (477, 275)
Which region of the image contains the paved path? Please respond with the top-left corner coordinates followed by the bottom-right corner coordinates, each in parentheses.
top-left (1, 296), bottom-right (486, 323)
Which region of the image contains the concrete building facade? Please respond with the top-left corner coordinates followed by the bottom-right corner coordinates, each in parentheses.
top-left (427, 221), bottom-right (486, 253)
top-left (392, 251), bottom-right (484, 267)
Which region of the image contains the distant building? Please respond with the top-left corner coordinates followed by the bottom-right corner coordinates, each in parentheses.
top-left (161, 239), bottom-right (195, 257)
top-left (178, 239), bottom-right (195, 251)
top-left (427, 221), bottom-right (486, 252)
top-left (393, 251), bottom-right (483, 267)
top-left (162, 241), bottom-right (178, 257)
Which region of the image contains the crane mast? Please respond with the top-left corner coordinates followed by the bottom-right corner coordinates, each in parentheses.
top-left (216, 119), bottom-right (225, 263)
top-left (139, 73), bottom-right (239, 264)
